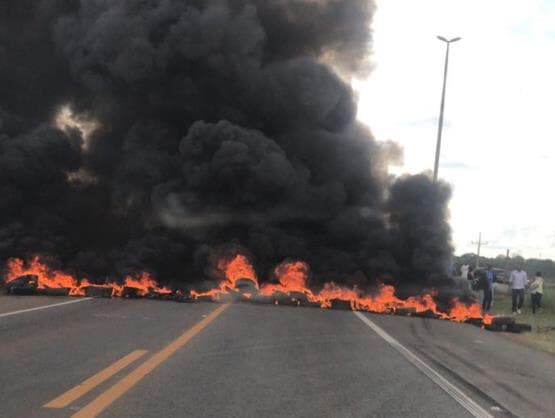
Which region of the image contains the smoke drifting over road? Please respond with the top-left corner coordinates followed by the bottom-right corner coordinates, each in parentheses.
top-left (0, 1), bottom-right (454, 295)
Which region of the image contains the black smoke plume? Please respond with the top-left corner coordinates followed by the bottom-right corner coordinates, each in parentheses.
top-left (0, 0), bottom-right (455, 295)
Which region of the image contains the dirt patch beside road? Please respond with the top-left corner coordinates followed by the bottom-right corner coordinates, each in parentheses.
top-left (490, 283), bottom-right (555, 353)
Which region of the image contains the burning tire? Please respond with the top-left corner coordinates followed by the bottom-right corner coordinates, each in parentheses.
top-left (5, 275), bottom-right (38, 295)
top-left (7, 286), bottom-right (37, 295)
top-left (491, 316), bottom-right (515, 327)
top-left (506, 323), bottom-right (532, 333)
top-left (464, 318), bottom-right (484, 327)
top-left (247, 295), bottom-right (273, 305)
top-left (37, 287), bottom-right (70, 296)
top-left (232, 278), bottom-right (258, 302)
top-left (121, 287), bottom-right (141, 298)
top-left (330, 299), bottom-right (352, 310)
top-left (83, 286), bottom-right (113, 298)
top-left (395, 307), bottom-right (417, 316)
top-left (485, 324), bottom-right (505, 332)
top-left (413, 309), bottom-right (440, 319)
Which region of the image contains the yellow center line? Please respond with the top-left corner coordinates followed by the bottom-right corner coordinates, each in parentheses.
top-left (44, 349), bottom-right (148, 409)
top-left (72, 303), bottom-right (230, 418)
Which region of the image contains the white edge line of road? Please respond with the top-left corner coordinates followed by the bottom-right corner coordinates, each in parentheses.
top-left (353, 311), bottom-right (494, 418)
top-left (0, 297), bottom-right (93, 318)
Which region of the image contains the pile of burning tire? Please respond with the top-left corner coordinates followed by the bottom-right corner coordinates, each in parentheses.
top-left (3, 274), bottom-right (172, 299)
top-left (4, 274), bottom-right (532, 334)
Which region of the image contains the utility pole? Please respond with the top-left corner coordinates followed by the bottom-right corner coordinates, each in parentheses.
top-left (433, 36), bottom-right (461, 182)
top-left (471, 232), bottom-right (489, 269)
top-left (504, 249), bottom-right (511, 276)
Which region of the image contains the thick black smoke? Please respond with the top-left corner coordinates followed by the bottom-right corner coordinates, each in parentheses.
top-left (0, 0), bottom-right (454, 294)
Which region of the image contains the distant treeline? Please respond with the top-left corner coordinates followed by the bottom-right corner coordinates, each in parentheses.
top-left (454, 254), bottom-right (555, 279)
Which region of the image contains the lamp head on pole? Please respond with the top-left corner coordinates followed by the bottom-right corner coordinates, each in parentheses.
top-left (437, 35), bottom-right (462, 43)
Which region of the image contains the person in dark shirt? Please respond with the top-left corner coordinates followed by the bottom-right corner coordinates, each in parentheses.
top-left (482, 265), bottom-right (495, 312)
top-left (466, 266), bottom-right (476, 291)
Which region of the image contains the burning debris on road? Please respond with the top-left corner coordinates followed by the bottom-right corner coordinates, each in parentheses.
top-left (5, 274), bottom-right (38, 295)
top-left (3, 257), bottom-right (171, 299)
top-left (2, 254), bottom-right (531, 333)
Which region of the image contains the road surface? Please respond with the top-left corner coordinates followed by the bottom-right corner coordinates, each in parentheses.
top-left (1, 294), bottom-right (554, 418)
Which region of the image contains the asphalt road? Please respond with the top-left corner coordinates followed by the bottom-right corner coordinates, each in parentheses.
top-left (1, 294), bottom-right (554, 418)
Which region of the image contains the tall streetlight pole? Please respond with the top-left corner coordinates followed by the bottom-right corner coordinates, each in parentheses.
top-left (433, 36), bottom-right (461, 182)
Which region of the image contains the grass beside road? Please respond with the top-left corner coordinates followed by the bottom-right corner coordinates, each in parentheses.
top-left (489, 282), bottom-right (555, 354)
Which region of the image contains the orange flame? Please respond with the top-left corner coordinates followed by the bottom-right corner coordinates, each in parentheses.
top-left (110, 273), bottom-right (172, 297)
top-left (4, 255), bottom-right (495, 326)
top-left (219, 254), bottom-right (258, 288)
top-left (191, 254), bottom-right (259, 299)
top-left (5, 257), bottom-right (84, 296)
top-left (260, 261), bottom-right (310, 296)
top-left (4, 257), bottom-right (170, 297)
top-left (448, 298), bottom-right (494, 324)
top-left (197, 257), bottom-right (495, 325)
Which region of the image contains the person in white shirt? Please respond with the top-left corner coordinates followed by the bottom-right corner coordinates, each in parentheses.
top-left (529, 272), bottom-right (544, 314)
top-left (460, 264), bottom-right (469, 280)
top-left (509, 266), bottom-right (528, 314)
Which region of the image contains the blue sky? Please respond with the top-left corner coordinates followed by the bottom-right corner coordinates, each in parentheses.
top-left (355, 0), bottom-right (555, 259)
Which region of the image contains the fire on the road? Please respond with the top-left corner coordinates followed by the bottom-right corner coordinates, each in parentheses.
top-left (3, 255), bottom-right (492, 325)
top-left (4, 257), bottom-right (171, 298)
top-left (190, 254), bottom-right (259, 300)
top-left (195, 255), bottom-right (493, 325)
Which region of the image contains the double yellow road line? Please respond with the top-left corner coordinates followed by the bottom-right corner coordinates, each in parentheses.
top-left (45, 303), bottom-right (230, 418)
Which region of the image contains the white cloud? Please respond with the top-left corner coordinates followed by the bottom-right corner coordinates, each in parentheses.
top-left (355, 0), bottom-right (555, 259)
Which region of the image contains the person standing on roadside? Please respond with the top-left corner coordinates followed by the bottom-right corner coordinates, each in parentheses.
top-left (461, 264), bottom-right (469, 280)
top-left (529, 272), bottom-right (544, 314)
top-left (467, 265), bottom-right (476, 291)
top-left (510, 265), bottom-right (528, 314)
top-left (482, 265), bottom-right (495, 312)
